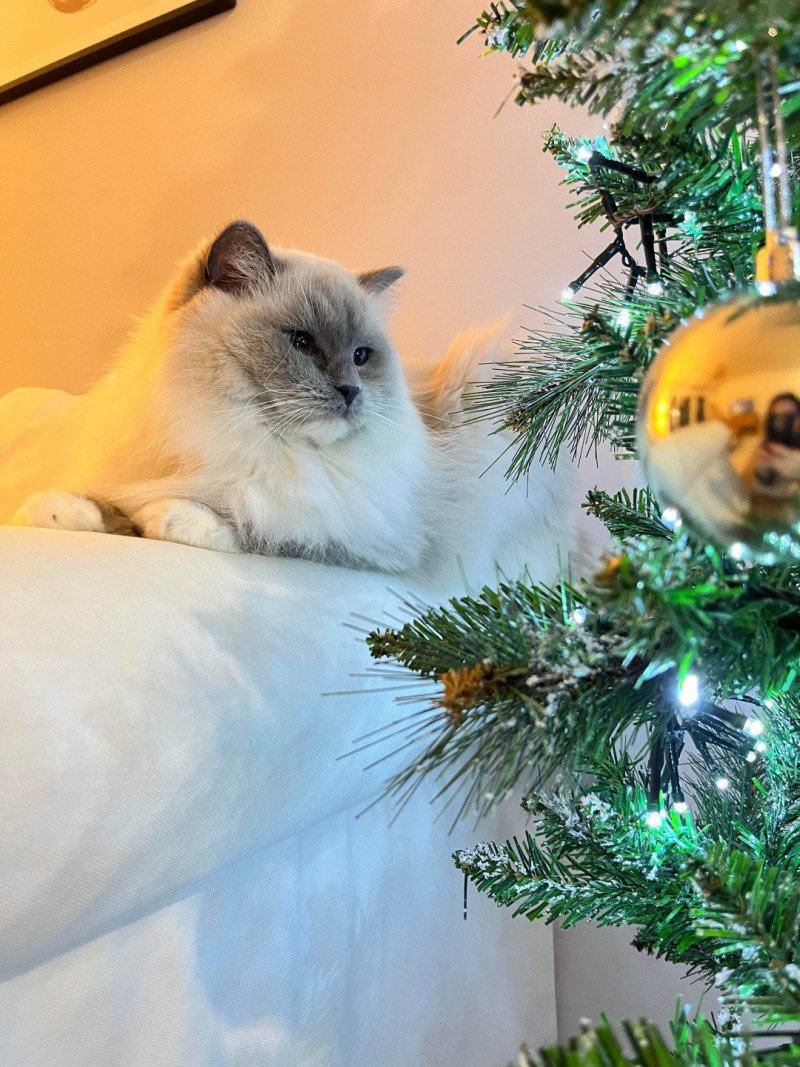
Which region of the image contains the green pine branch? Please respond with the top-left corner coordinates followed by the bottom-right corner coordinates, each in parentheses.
top-left (466, 1), bottom-right (800, 145)
top-left (463, 125), bottom-right (765, 476)
top-left (583, 487), bottom-right (672, 541)
top-left (693, 846), bottom-right (800, 1023)
top-left (367, 539), bottom-right (800, 820)
top-left (510, 1013), bottom-right (800, 1066)
top-left (455, 772), bottom-right (715, 977)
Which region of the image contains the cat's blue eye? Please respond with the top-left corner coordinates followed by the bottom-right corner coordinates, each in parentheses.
top-left (354, 347), bottom-right (371, 367)
top-left (290, 331), bottom-right (314, 354)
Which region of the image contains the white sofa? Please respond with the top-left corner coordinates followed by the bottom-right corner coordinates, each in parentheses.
top-left (0, 473), bottom-right (571, 1065)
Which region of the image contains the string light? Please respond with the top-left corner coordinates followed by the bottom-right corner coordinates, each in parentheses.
top-left (571, 606), bottom-right (588, 625)
top-left (743, 717), bottom-right (765, 737)
top-left (729, 542), bottom-right (748, 560)
top-left (677, 674), bottom-right (699, 708)
top-left (661, 506), bottom-right (682, 531)
top-left (576, 145), bottom-right (593, 163)
top-left (646, 278), bottom-right (664, 296)
top-left (617, 307), bottom-right (632, 328)
top-left (645, 808), bottom-right (665, 828)
top-left (754, 739), bottom-right (767, 753)
top-left (715, 775), bottom-right (731, 791)
top-left (562, 286), bottom-right (577, 301)
top-left (746, 750), bottom-right (758, 763)
top-left (673, 800), bottom-right (688, 814)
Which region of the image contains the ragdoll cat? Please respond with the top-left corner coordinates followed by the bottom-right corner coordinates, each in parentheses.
top-left (6, 221), bottom-right (453, 573)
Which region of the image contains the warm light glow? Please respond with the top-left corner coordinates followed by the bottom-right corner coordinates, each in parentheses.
top-left (47, 0), bottom-right (99, 11)
top-left (661, 507), bottom-right (682, 531)
top-left (650, 397), bottom-right (672, 439)
top-left (677, 674), bottom-right (699, 708)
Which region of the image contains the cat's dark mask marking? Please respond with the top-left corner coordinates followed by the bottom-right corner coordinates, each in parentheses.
top-left (205, 220), bottom-right (277, 296)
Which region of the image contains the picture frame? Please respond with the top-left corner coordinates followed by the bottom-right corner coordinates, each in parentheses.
top-left (0, 0), bottom-right (236, 106)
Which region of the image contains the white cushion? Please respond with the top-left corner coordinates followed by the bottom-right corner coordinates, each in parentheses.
top-left (0, 527), bottom-right (425, 979)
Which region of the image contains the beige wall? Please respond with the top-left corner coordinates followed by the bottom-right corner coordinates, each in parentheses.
top-left (1, 0), bottom-right (590, 395)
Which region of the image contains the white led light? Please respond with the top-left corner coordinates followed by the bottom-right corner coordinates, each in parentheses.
top-left (645, 809), bottom-right (665, 828)
top-left (715, 776), bottom-right (730, 791)
top-left (647, 279), bottom-right (664, 296)
top-left (764, 697), bottom-right (774, 710)
top-left (677, 674), bottom-right (699, 708)
top-left (617, 307), bottom-right (632, 329)
top-left (746, 750), bottom-right (758, 763)
top-left (744, 717), bottom-right (765, 737)
top-left (571, 606), bottom-right (588, 625)
top-left (754, 739), bottom-right (767, 753)
top-left (769, 162), bottom-right (784, 178)
top-left (661, 506), bottom-right (683, 531)
top-left (757, 280), bottom-right (777, 297)
top-left (576, 145), bottom-right (593, 163)
top-left (562, 286), bottom-right (577, 301)
top-left (673, 800), bottom-right (688, 814)
top-left (733, 39), bottom-right (748, 51)
top-left (729, 542), bottom-right (747, 561)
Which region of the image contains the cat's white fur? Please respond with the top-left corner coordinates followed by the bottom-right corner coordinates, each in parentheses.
top-left (5, 232), bottom-right (501, 577)
top-left (3, 226), bottom-right (578, 586)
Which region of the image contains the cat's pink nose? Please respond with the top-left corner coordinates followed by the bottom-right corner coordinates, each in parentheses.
top-left (337, 385), bottom-right (361, 407)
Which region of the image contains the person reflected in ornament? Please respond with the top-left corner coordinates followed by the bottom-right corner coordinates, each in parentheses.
top-left (751, 393), bottom-right (800, 500)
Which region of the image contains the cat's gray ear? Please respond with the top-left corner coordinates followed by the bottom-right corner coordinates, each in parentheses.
top-left (358, 266), bottom-right (404, 295)
top-left (205, 220), bottom-right (276, 295)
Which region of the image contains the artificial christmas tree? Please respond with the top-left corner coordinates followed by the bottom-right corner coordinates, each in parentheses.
top-left (368, 2), bottom-right (800, 1062)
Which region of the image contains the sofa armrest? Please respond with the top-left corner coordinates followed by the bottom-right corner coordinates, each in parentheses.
top-left (0, 528), bottom-right (414, 979)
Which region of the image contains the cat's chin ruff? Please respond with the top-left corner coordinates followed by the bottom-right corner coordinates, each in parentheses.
top-left (295, 414), bottom-right (364, 447)
top-left (155, 380), bottom-right (434, 575)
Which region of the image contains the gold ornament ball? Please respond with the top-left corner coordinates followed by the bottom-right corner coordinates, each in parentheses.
top-left (637, 288), bottom-right (800, 560)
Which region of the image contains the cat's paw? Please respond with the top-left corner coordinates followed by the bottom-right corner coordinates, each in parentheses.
top-left (131, 498), bottom-right (241, 553)
top-left (11, 490), bottom-right (139, 535)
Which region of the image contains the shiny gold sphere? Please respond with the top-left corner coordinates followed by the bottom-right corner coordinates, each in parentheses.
top-left (637, 288), bottom-right (800, 559)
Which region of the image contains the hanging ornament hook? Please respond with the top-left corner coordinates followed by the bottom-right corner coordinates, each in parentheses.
top-left (755, 48), bottom-right (798, 287)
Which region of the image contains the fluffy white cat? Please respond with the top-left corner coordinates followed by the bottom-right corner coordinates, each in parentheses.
top-left (2, 220), bottom-right (573, 583)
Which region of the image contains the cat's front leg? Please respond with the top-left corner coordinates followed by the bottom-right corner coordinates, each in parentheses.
top-left (130, 498), bottom-right (241, 553)
top-left (12, 490), bottom-right (140, 536)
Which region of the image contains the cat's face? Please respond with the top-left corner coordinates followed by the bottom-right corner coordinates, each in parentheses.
top-left (180, 221), bottom-right (408, 446)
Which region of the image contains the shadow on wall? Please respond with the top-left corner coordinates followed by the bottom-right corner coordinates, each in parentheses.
top-left (193, 786), bottom-right (558, 1065)
top-left (554, 922), bottom-right (694, 1039)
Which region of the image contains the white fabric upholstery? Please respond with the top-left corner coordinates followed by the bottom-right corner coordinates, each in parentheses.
top-left (0, 527), bottom-right (558, 1065)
